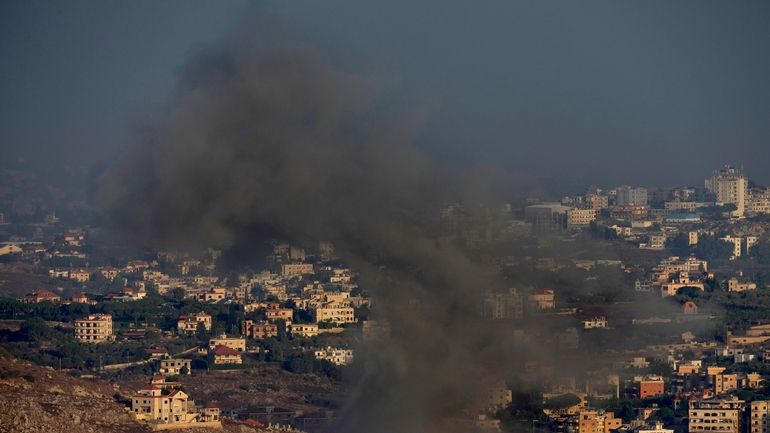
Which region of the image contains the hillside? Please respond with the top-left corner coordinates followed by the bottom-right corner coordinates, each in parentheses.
top-left (0, 350), bottom-right (271, 433)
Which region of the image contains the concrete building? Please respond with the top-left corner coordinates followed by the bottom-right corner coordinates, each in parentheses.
top-left (578, 410), bottom-right (622, 433)
top-left (281, 263), bottom-right (314, 276)
top-left (638, 376), bottom-right (664, 399)
top-left (74, 314), bottom-right (113, 343)
top-left (265, 307), bottom-right (294, 322)
top-left (645, 233), bottom-right (666, 250)
top-left (209, 345), bottom-right (242, 365)
top-left (314, 347), bottom-right (353, 365)
top-left (69, 269), bottom-right (91, 283)
top-left (610, 204), bottom-right (650, 221)
top-left (528, 288), bottom-right (556, 310)
top-left (208, 334), bottom-right (246, 352)
top-left (728, 278), bottom-right (757, 292)
top-left (242, 320), bottom-right (278, 339)
top-left (289, 323), bottom-right (319, 338)
top-left (0, 244), bottom-right (22, 256)
top-left (748, 188), bottom-right (770, 215)
top-left (706, 166), bottom-right (748, 217)
top-left (480, 288), bottom-right (523, 320)
top-left (582, 317), bottom-right (608, 329)
top-left (131, 383), bottom-right (221, 427)
top-left (634, 422), bottom-right (673, 433)
top-left (484, 380), bottom-right (513, 410)
top-left (525, 203), bottom-right (570, 232)
top-left (19, 290), bottom-right (60, 303)
top-left (616, 186), bottom-right (648, 206)
top-left (313, 304), bottom-right (356, 324)
top-left (177, 312), bottom-right (212, 335)
top-left (567, 208), bottom-right (597, 227)
top-left (750, 400), bottom-right (770, 433)
top-left (714, 373), bottom-right (739, 394)
top-left (689, 398), bottom-right (744, 433)
top-left (159, 359), bottom-right (192, 376)
top-left (689, 231), bottom-right (700, 246)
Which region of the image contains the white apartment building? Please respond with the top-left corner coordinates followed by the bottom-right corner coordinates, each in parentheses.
top-left (706, 166), bottom-right (748, 217)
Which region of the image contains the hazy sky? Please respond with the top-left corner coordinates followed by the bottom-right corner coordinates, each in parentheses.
top-left (2, 1), bottom-right (770, 194)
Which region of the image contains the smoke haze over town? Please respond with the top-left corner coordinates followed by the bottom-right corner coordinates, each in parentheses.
top-left (3, 3), bottom-right (770, 433)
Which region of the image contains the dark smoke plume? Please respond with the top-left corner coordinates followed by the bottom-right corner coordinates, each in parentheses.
top-left (97, 18), bottom-right (699, 433)
top-left (98, 21), bottom-right (520, 433)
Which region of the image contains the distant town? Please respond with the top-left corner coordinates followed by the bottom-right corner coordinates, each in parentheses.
top-left (3, 164), bottom-right (770, 433)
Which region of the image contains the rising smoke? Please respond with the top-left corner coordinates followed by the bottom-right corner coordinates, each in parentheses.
top-left (96, 18), bottom-right (696, 433)
top-left (97, 20), bottom-right (522, 433)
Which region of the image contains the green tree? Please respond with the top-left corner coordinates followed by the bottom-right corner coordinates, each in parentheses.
top-left (749, 239), bottom-right (770, 265)
top-left (695, 235), bottom-right (734, 262)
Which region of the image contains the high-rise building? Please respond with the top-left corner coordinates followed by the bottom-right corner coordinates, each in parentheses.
top-left (705, 166), bottom-right (748, 217)
top-left (616, 186), bottom-right (648, 206)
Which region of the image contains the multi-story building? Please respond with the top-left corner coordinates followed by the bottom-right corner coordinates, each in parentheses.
top-left (131, 383), bottom-right (220, 426)
top-left (616, 186), bottom-right (648, 206)
top-left (19, 290), bottom-right (61, 303)
top-left (177, 312), bottom-right (212, 335)
top-left (748, 188), bottom-right (770, 215)
top-left (638, 376), bottom-right (664, 399)
top-left (528, 288), bottom-right (556, 310)
top-left (728, 278), bottom-right (757, 292)
top-left (578, 410), bottom-right (622, 433)
top-left (706, 166), bottom-right (748, 217)
top-left (314, 347), bottom-right (353, 365)
top-left (265, 307), bottom-right (294, 322)
top-left (69, 269), bottom-right (92, 283)
top-left (200, 287), bottom-right (226, 302)
top-left (645, 233), bottom-right (666, 250)
top-left (610, 204), bottom-right (650, 221)
top-left (74, 314), bottom-right (113, 343)
top-left (242, 320), bottom-right (278, 339)
top-left (750, 400), bottom-right (770, 433)
top-left (567, 208), bottom-right (597, 227)
top-left (209, 345), bottom-right (242, 365)
top-left (689, 398), bottom-right (744, 433)
top-left (714, 373), bottom-right (739, 394)
top-left (582, 317), bottom-right (608, 329)
top-left (314, 304), bottom-right (356, 324)
top-left (665, 201), bottom-right (699, 213)
top-left (289, 323), bottom-right (319, 338)
top-left (281, 263), bottom-right (314, 276)
top-left (484, 380), bottom-right (513, 410)
top-left (689, 231), bottom-right (700, 246)
top-left (480, 288), bottom-right (523, 320)
top-left (635, 422), bottom-right (674, 433)
top-left (524, 203), bottom-right (570, 232)
top-left (159, 359), bottom-right (192, 376)
top-left (208, 334), bottom-right (246, 352)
